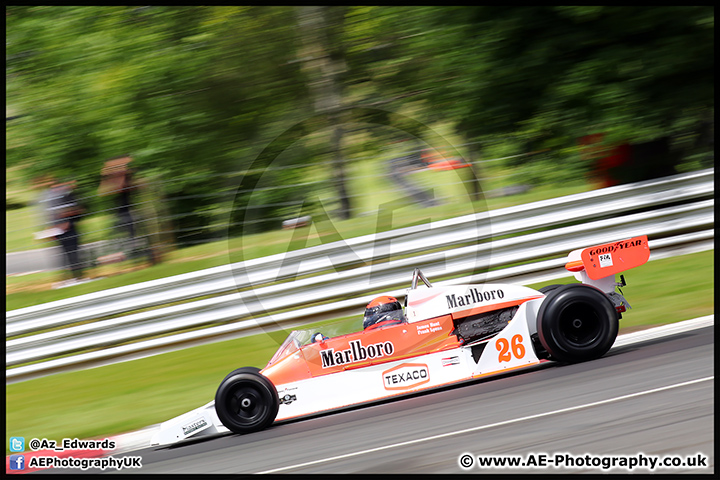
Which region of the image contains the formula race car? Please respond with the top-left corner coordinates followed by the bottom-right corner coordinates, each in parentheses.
top-left (151, 235), bottom-right (650, 446)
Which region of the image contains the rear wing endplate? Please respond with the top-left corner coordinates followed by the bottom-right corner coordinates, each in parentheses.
top-left (566, 235), bottom-right (650, 280)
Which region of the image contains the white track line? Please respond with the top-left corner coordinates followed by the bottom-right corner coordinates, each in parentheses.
top-left (611, 315), bottom-right (714, 348)
top-left (256, 376), bottom-right (714, 474)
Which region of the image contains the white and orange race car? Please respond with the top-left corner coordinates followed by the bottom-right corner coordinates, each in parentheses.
top-left (151, 235), bottom-right (650, 446)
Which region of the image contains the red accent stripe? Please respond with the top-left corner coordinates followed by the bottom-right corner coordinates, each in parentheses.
top-left (565, 260), bottom-right (585, 272)
top-left (407, 289), bottom-right (448, 307)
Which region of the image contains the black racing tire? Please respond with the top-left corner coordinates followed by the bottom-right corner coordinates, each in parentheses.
top-left (539, 284), bottom-right (564, 294)
top-left (222, 366), bottom-right (261, 382)
top-left (537, 284), bottom-right (618, 363)
top-left (215, 367), bottom-right (279, 434)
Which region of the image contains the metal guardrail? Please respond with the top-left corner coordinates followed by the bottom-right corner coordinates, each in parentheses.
top-left (6, 168), bottom-right (714, 382)
top-left (7, 168), bottom-right (713, 332)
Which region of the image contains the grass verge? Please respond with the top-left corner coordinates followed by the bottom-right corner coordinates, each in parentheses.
top-left (5, 249), bottom-right (713, 453)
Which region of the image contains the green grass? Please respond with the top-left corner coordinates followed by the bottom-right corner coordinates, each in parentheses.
top-left (6, 164), bottom-right (35, 206)
top-left (6, 251), bottom-right (234, 311)
top-left (5, 249), bottom-right (713, 452)
top-left (6, 207), bottom-right (115, 254)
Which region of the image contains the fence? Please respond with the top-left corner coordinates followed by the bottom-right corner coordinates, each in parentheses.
top-left (5, 168), bottom-right (714, 383)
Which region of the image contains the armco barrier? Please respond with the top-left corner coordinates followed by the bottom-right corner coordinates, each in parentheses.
top-left (5, 168), bottom-right (714, 382)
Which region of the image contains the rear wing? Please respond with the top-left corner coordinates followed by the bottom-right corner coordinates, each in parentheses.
top-left (565, 235), bottom-right (650, 292)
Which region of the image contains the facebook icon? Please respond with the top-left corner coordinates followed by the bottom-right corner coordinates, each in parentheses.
top-left (9, 455), bottom-right (25, 471)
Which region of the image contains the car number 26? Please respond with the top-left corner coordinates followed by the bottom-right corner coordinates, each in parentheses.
top-left (496, 334), bottom-right (525, 362)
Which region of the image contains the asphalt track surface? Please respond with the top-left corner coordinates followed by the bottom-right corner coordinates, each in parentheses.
top-left (47, 326), bottom-right (714, 474)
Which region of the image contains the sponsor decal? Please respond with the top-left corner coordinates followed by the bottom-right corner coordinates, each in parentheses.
top-left (598, 252), bottom-right (613, 268)
top-left (446, 288), bottom-right (505, 309)
top-left (442, 356), bottom-right (460, 366)
top-left (382, 363), bottom-right (430, 390)
top-left (320, 339), bottom-right (395, 368)
top-left (588, 238), bottom-right (644, 257)
top-left (280, 394), bottom-right (297, 405)
top-left (182, 418), bottom-right (208, 436)
top-left (416, 321), bottom-right (443, 335)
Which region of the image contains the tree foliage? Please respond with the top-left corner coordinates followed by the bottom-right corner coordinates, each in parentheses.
top-left (417, 6), bottom-right (714, 182)
top-left (6, 6), bottom-right (714, 240)
top-left (7, 6), bottom-right (313, 244)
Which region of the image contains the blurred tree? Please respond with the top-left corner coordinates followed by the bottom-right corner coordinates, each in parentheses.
top-left (418, 6), bottom-right (714, 184)
top-left (6, 6), bottom-right (713, 243)
top-left (337, 7), bottom-right (485, 198)
top-left (295, 6), bottom-right (353, 220)
top-left (6, 6), bottom-right (314, 245)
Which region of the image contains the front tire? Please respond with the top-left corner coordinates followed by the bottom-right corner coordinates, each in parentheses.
top-left (537, 284), bottom-right (618, 363)
top-left (222, 366), bottom-right (261, 382)
top-left (215, 367), bottom-right (279, 434)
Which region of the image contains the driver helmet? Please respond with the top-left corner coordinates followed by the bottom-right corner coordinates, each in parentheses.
top-left (363, 296), bottom-right (406, 330)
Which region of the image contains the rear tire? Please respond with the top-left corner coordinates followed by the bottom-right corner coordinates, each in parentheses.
top-left (215, 367), bottom-right (279, 434)
top-left (539, 284), bottom-right (563, 294)
top-left (537, 284), bottom-right (618, 363)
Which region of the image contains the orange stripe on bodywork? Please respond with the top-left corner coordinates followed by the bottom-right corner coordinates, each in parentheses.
top-left (565, 260), bottom-right (585, 272)
top-left (340, 338), bottom-right (462, 372)
top-left (339, 317), bottom-right (461, 371)
top-left (450, 296), bottom-right (543, 320)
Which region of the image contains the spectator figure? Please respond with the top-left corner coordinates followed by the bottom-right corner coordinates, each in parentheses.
top-left (47, 178), bottom-right (91, 288)
top-left (98, 155), bottom-right (144, 263)
top-left (386, 139), bottom-right (437, 208)
top-left (32, 174), bottom-right (59, 240)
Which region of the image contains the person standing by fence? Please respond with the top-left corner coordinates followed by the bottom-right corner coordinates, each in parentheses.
top-left (48, 178), bottom-right (91, 288)
top-left (32, 173), bottom-right (57, 235)
top-left (98, 155), bottom-right (146, 263)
